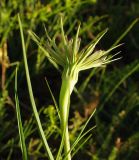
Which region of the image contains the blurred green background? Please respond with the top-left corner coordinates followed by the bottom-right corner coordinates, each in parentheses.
top-left (0, 0), bottom-right (139, 159)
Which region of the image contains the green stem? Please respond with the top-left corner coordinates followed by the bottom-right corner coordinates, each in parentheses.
top-left (18, 15), bottom-right (54, 160)
top-left (59, 77), bottom-right (72, 160)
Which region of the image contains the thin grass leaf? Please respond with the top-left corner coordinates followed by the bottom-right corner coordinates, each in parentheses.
top-left (73, 87), bottom-right (87, 106)
top-left (79, 68), bottom-right (97, 93)
top-left (5, 65), bottom-right (18, 88)
top-left (96, 67), bottom-right (106, 91)
top-left (56, 137), bottom-right (64, 160)
top-left (112, 18), bottom-right (139, 47)
top-left (43, 24), bottom-right (52, 42)
top-left (18, 14), bottom-right (54, 160)
top-left (71, 134), bottom-right (92, 158)
top-left (15, 67), bottom-right (28, 160)
top-left (7, 139), bottom-right (14, 160)
top-left (67, 20), bottom-right (77, 35)
top-left (45, 78), bottom-right (61, 121)
top-left (104, 62), bottom-right (139, 103)
top-left (63, 109), bottom-right (96, 159)
top-left (80, 15), bottom-right (108, 34)
top-left (56, 126), bottom-right (67, 160)
top-left (73, 109), bottom-right (96, 144)
top-left (63, 125), bottom-right (96, 159)
top-left (23, 116), bottom-right (34, 138)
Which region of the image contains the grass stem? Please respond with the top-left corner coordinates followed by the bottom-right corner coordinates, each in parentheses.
top-left (18, 14), bottom-right (54, 160)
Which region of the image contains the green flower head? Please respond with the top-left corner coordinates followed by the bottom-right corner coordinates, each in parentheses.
top-left (29, 17), bottom-right (121, 92)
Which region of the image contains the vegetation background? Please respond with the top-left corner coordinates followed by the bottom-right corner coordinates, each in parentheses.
top-left (0, 0), bottom-right (139, 159)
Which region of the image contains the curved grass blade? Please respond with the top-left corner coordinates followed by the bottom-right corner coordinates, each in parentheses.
top-left (63, 109), bottom-right (96, 159)
top-left (15, 67), bottom-right (28, 160)
top-left (56, 129), bottom-right (66, 160)
top-left (18, 14), bottom-right (54, 160)
top-left (112, 18), bottom-right (139, 47)
top-left (71, 109), bottom-right (96, 146)
top-left (104, 62), bottom-right (139, 103)
top-left (75, 109), bottom-right (96, 139)
top-left (45, 78), bottom-right (61, 121)
top-left (63, 125), bottom-right (96, 160)
top-left (71, 134), bottom-right (92, 158)
top-left (7, 139), bottom-right (14, 160)
top-left (79, 68), bottom-right (98, 93)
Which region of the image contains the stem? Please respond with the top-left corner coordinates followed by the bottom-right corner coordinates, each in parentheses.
top-left (18, 15), bottom-right (54, 160)
top-left (59, 77), bottom-right (72, 160)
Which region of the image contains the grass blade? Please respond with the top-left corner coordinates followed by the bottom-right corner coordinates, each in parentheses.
top-left (15, 67), bottom-right (28, 160)
top-left (63, 109), bottom-right (96, 159)
top-left (79, 68), bottom-right (97, 93)
top-left (71, 134), bottom-right (92, 158)
top-left (104, 62), bottom-right (139, 103)
top-left (75, 109), bottom-right (96, 139)
top-left (45, 77), bottom-right (61, 121)
top-left (18, 14), bottom-right (54, 160)
top-left (112, 18), bottom-right (139, 47)
top-left (63, 125), bottom-right (96, 160)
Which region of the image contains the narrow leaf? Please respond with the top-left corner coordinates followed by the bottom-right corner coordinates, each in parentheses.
top-left (71, 134), bottom-right (92, 158)
top-left (112, 18), bottom-right (139, 47)
top-left (45, 78), bottom-right (61, 120)
top-left (15, 67), bottom-right (28, 160)
top-left (18, 14), bottom-right (54, 160)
